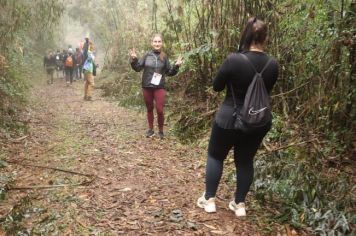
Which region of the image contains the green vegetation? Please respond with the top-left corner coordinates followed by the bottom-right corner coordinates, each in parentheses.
top-left (0, 0), bottom-right (64, 134)
top-left (1, 0), bottom-right (354, 234)
top-left (0, 0), bottom-right (65, 233)
top-left (76, 0), bottom-right (354, 234)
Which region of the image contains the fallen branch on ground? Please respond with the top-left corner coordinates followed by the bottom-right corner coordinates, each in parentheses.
top-left (7, 177), bottom-right (96, 190)
top-left (75, 121), bottom-right (118, 126)
top-left (8, 135), bottom-right (29, 143)
top-left (6, 160), bottom-right (94, 177)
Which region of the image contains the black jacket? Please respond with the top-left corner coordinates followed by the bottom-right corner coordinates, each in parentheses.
top-left (130, 50), bottom-right (180, 89)
top-left (43, 55), bottom-right (56, 68)
top-left (83, 40), bottom-right (89, 62)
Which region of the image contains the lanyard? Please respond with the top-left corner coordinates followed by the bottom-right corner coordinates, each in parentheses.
top-left (152, 53), bottom-right (160, 72)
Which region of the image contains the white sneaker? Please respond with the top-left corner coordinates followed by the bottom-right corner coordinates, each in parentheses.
top-left (229, 201), bottom-right (246, 217)
top-left (197, 193), bottom-right (216, 213)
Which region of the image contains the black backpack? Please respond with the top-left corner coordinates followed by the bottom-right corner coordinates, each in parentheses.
top-left (230, 53), bottom-right (272, 133)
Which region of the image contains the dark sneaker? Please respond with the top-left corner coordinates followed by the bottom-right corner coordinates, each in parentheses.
top-left (145, 129), bottom-right (155, 138)
top-left (158, 131), bottom-right (165, 139)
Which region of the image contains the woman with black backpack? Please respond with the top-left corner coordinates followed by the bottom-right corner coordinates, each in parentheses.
top-left (197, 17), bottom-right (279, 217)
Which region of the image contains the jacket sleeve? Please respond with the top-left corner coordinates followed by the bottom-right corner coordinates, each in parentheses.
top-left (72, 55), bottom-right (77, 65)
top-left (130, 54), bottom-right (146, 72)
top-left (93, 62), bottom-right (96, 76)
top-left (265, 59), bottom-right (279, 93)
top-left (165, 58), bottom-right (179, 76)
top-left (213, 54), bottom-right (233, 92)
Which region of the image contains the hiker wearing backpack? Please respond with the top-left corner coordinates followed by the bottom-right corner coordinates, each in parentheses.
top-left (55, 49), bottom-right (63, 79)
top-left (83, 36), bottom-right (90, 62)
top-left (129, 33), bottom-right (183, 139)
top-left (75, 47), bottom-right (83, 80)
top-left (63, 48), bottom-right (76, 85)
top-left (61, 49), bottom-right (67, 78)
top-left (43, 51), bottom-right (56, 84)
top-left (197, 17), bottom-right (279, 217)
top-left (83, 51), bottom-right (96, 101)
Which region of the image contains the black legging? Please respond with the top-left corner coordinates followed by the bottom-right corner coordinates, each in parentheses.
top-left (205, 122), bottom-right (270, 203)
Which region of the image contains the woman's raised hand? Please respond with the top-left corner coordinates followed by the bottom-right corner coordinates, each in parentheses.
top-left (175, 55), bottom-right (183, 66)
top-left (129, 48), bottom-right (137, 59)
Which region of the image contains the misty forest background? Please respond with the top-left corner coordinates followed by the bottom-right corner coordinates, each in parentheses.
top-left (0, 0), bottom-right (355, 234)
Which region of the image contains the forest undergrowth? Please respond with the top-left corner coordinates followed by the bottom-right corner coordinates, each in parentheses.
top-left (99, 62), bottom-right (355, 236)
top-left (98, 1), bottom-right (355, 234)
top-left (1, 0), bottom-right (355, 235)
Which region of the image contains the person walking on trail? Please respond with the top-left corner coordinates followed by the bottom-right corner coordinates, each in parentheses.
top-left (75, 47), bottom-right (83, 80)
top-left (197, 17), bottom-right (279, 217)
top-left (61, 49), bottom-right (67, 78)
top-left (55, 49), bottom-right (63, 79)
top-left (63, 48), bottom-right (76, 85)
top-left (83, 36), bottom-right (90, 62)
top-left (129, 33), bottom-right (183, 139)
top-left (43, 51), bottom-right (56, 84)
top-left (83, 51), bottom-right (96, 101)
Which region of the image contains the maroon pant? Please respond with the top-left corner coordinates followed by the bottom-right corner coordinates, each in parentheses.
top-left (142, 88), bottom-right (166, 132)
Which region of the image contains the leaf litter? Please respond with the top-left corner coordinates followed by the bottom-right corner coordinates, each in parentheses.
top-left (0, 78), bottom-right (284, 235)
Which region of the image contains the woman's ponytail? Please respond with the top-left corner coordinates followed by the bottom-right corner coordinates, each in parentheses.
top-left (238, 17), bottom-right (268, 52)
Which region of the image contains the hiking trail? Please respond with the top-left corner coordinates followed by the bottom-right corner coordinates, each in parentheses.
top-left (0, 73), bottom-right (274, 235)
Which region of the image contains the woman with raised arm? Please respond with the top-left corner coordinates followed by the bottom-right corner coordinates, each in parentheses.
top-left (129, 34), bottom-right (183, 139)
top-left (197, 17), bottom-right (279, 217)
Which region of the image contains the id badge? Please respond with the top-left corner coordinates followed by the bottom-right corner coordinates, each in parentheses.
top-left (151, 72), bottom-right (162, 85)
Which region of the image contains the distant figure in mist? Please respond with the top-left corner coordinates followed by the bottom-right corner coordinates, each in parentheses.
top-left (129, 33), bottom-right (183, 139)
top-left (61, 49), bottom-right (67, 78)
top-left (83, 36), bottom-right (90, 62)
top-left (54, 49), bottom-right (63, 79)
top-left (63, 48), bottom-right (76, 85)
top-left (75, 47), bottom-right (83, 80)
top-left (43, 51), bottom-right (56, 84)
top-left (196, 17), bottom-right (279, 217)
top-left (83, 43), bottom-right (96, 101)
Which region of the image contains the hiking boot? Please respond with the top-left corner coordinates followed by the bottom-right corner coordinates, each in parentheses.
top-left (197, 193), bottom-right (216, 213)
top-left (158, 131), bottom-right (165, 139)
top-left (229, 201), bottom-right (246, 217)
top-left (145, 129), bottom-right (155, 138)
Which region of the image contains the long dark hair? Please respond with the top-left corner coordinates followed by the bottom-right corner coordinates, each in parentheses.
top-left (152, 33), bottom-right (167, 61)
top-left (238, 17), bottom-right (268, 52)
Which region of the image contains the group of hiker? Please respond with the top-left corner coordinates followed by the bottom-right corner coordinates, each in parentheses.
top-left (43, 36), bottom-right (96, 101)
top-left (129, 17), bottom-right (279, 218)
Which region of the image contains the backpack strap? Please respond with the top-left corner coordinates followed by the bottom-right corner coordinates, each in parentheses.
top-left (229, 82), bottom-right (238, 112)
top-left (240, 53), bottom-right (272, 74)
top-left (260, 57), bottom-right (273, 74)
top-left (229, 54), bottom-right (273, 115)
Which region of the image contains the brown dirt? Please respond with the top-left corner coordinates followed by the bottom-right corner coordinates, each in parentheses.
top-left (0, 76), bottom-right (284, 235)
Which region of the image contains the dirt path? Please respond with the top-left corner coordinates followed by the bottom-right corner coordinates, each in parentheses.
top-left (0, 76), bottom-right (270, 235)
